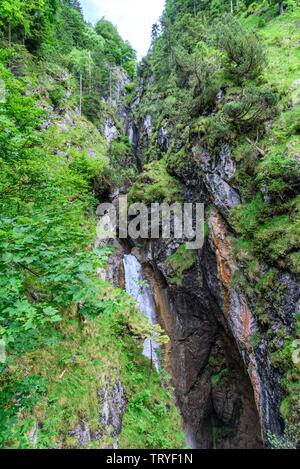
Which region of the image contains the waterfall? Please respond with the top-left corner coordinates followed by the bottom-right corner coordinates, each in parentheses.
top-left (185, 425), bottom-right (198, 450)
top-left (123, 254), bottom-right (160, 371)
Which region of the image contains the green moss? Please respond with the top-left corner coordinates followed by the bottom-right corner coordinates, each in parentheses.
top-left (270, 313), bottom-right (300, 424)
top-left (128, 160), bottom-right (183, 204)
top-left (165, 147), bottom-right (189, 175)
top-left (248, 332), bottom-right (261, 348)
top-left (211, 369), bottom-right (229, 388)
top-left (165, 244), bottom-right (196, 287)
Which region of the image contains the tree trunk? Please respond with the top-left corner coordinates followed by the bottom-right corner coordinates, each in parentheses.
top-left (279, 1), bottom-right (283, 16)
top-left (79, 74), bottom-right (82, 116)
top-left (8, 21), bottom-right (11, 47)
top-left (193, 0), bottom-right (196, 17)
top-left (231, 0), bottom-right (234, 14)
top-left (245, 137), bottom-right (266, 157)
top-left (88, 51), bottom-right (92, 93)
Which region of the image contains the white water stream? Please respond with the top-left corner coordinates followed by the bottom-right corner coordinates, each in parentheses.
top-left (123, 253), bottom-right (160, 371)
top-left (123, 253), bottom-right (199, 448)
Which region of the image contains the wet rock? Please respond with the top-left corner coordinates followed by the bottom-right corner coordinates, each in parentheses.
top-left (56, 150), bottom-right (68, 160)
top-left (212, 385), bottom-right (239, 425)
top-left (103, 116), bottom-right (118, 143)
top-left (260, 184), bottom-right (272, 203)
top-left (136, 233), bottom-right (262, 448)
top-left (215, 143), bottom-right (236, 182)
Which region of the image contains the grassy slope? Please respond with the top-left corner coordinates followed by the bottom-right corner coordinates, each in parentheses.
top-left (8, 287), bottom-right (184, 449)
top-left (231, 8), bottom-right (300, 275)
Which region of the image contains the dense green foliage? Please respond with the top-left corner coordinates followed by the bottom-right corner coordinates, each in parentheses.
top-left (0, 0), bottom-right (137, 103)
top-left (0, 48), bottom-right (110, 359)
top-left (0, 285), bottom-right (184, 449)
top-left (215, 14), bottom-right (267, 83)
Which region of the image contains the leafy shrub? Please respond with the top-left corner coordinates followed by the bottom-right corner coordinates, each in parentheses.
top-left (223, 85), bottom-right (278, 131)
top-left (196, 116), bottom-right (229, 150)
top-left (48, 84), bottom-right (66, 108)
top-left (255, 151), bottom-right (300, 200)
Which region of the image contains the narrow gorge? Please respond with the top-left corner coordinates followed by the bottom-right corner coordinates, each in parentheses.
top-left (0, 0), bottom-right (299, 451)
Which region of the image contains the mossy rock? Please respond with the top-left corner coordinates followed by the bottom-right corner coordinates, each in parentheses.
top-left (165, 244), bottom-right (196, 287)
top-left (165, 148), bottom-right (190, 174)
top-left (211, 369), bottom-right (229, 388)
top-left (128, 160), bottom-right (183, 204)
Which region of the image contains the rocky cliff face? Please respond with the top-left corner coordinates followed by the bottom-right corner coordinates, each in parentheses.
top-left (127, 236), bottom-right (263, 448)
top-left (105, 75), bottom-right (299, 448)
top-left (97, 41), bottom-right (300, 447)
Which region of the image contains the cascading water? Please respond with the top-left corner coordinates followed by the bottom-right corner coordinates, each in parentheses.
top-left (123, 253), bottom-right (160, 371)
top-left (123, 253), bottom-right (198, 448)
